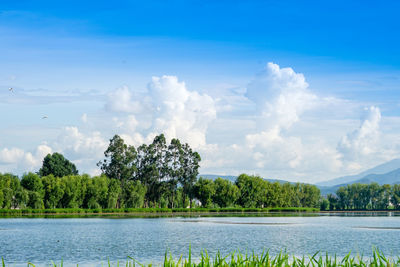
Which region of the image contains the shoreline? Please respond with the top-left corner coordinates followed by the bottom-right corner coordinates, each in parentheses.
top-left (0, 208), bottom-right (399, 217)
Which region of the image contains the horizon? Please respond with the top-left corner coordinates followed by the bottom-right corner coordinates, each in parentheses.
top-left (1, 1), bottom-right (400, 183)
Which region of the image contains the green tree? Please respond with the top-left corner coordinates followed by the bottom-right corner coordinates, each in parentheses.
top-left (98, 135), bottom-right (137, 182)
top-left (107, 178), bottom-right (121, 208)
top-left (60, 175), bottom-right (88, 208)
top-left (300, 184), bottom-right (320, 208)
top-left (21, 172), bottom-right (44, 209)
top-left (0, 173), bottom-right (20, 208)
top-left (179, 143), bottom-right (201, 208)
top-left (194, 178), bottom-right (215, 208)
top-left (38, 153), bottom-right (78, 177)
top-left (123, 180), bottom-right (147, 208)
top-left (21, 172), bottom-right (43, 192)
top-left (165, 138), bottom-right (183, 208)
top-left (42, 175), bottom-right (65, 208)
top-left (136, 135), bottom-right (167, 206)
top-left (213, 178), bottom-right (239, 207)
top-left (327, 194), bottom-right (338, 210)
top-left (84, 175), bottom-right (109, 209)
top-left (98, 135), bottom-right (138, 207)
top-left (236, 174), bottom-right (267, 208)
top-left (392, 184), bottom-right (400, 210)
top-left (320, 198), bottom-right (329, 211)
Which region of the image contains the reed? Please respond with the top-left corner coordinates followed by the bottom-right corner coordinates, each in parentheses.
top-left (2, 249), bottom-right (399, 267)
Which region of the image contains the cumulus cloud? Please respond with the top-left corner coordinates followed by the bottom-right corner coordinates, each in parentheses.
top-left (0, 145), bottom-right (52, 173)
top-left (242, 63), bottom-right (319, 171)
top-left (0, 126), bottom-right (108, 175)
top-left (56, 126), bottom-right (107, 161)
top-left (246, 62), bottom-right (317, 130)
top-left (105, 85), bottom-right (144, 113)
top-left (337, 106), bottom-right (381, 164)
top-left (106, 75), bottom-right (217, 148)
top-left (3, 63), bottom-right (396, 182)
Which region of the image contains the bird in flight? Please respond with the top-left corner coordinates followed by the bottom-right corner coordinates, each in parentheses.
top-left (8, 87), bottom-right (13, 92)
top-left (42, 116), bottom-right (48, 119)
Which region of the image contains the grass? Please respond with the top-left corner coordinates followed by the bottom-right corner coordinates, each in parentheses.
top-left (0, 207), bottom-right (318, 216)
top-left (1, 249), bottom-right (399, 267)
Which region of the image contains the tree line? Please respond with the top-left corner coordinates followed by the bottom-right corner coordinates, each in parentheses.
top-left (0, 172), bottom-right (321, 210)
top-left (0, 134), bottom-right (321, 209)
top-left (321, 183), bottom-right (400, 210)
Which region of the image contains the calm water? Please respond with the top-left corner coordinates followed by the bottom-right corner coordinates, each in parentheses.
top-left (1, 213), bottom-right (400, 266)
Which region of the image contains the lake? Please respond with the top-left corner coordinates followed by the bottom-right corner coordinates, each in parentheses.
top-left (1, 213), bottom-right (400, 266)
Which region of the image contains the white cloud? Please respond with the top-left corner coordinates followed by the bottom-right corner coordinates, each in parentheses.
top-left (81, 113), bottom-right (88, 123)
top-left (105, 85), bottom-right (144, 113)
top-left (56, 126), bottom-right (107, 160)
top-left (3, 63), bottom-right (400, 183)
top-left (239, 63), bottom-right (319, 174)
top-left (0, 145), bottom-right (52, 173)
top-left (0, 148), bottom-right (26, 164)
top-left (106, 75), bottom-right (217, 148)
top-left (246, 62), bottom-right (317, 130)
top-left (337, 106), bottom-right (382, 165)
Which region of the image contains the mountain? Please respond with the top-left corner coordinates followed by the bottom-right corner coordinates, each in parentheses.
top-left (318, 167), bottom-right (400, 196)
top-left (351, 168), bottom-right (400, 185)
top-left (316, 158), bottom-right (400, 186)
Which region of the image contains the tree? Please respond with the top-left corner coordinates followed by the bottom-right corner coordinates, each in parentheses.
top-left (320, 198), bottom-right (330, 211)
top-left (194, 178), bottom-right (215, 208)
top-left (165, 138), bottom-right (183, 208)
top-left (300, 184), bottom-right (320, 208)
top-left (98, 135), bottom-right (137, 182)
top-left (392, 184), bottom-right (400, 209)
top-left (38, 153), bottom-right (78, 177)
top-left (179, 143), bottom-right (201, 208)
top-left (21, 172), bottom-right (44, 209)
top-left (213, 178), bottom-right (239, 207)
top-left (60, 175), bottom-right (88, 208)
top-left (42, 175), bottom-right (65, 208)
top-left (123, 180), bottom-right (147, 208)
top-left (136, 135), bottom-right (167, 206)
top-left (98, 135), bottom-right (137, 208)
top-left (236, 174), bottom-right (267, 208)
top-left (327, 194), bottom-right (338, 210)
top-left (84, 175), bottom-right (109, 209)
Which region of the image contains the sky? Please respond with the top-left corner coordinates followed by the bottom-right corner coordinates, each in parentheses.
top-left (1, 0), bottom-right (400, 183)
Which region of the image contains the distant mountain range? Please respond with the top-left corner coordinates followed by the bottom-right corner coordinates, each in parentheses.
top-left (201, 158), bottom-right (400, 196)
top-left (317, 159), bottom-right (400, 195)
top-left (316, 158), bottom-right (400, 186)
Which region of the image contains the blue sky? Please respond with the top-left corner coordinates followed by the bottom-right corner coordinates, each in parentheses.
top-left (1, 0), bottom-right (400, 182)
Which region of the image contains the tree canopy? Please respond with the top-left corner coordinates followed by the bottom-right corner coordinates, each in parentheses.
top-left (38, 153), bottom-right (78, 177)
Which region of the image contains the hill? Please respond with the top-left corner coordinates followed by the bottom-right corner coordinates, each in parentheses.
top-left (318, 167), bottom-right (400, 195)
top-left (316, 158), bottom-right (400, 186)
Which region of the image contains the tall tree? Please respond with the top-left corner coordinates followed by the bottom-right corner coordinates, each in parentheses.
top-left (38, 153), bottom-right (78, 177)
top-left (179, 143), bottom-right (201, 208)
top-left (98, 135), bottom-right (137, 183)
top-left (136, 134), bottom-right (168, 206)
top-left (165, 138), bottom-right (183, 208)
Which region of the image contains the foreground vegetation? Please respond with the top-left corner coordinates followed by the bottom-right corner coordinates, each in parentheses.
top-left (2, 249), bottom-right (399, 267)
